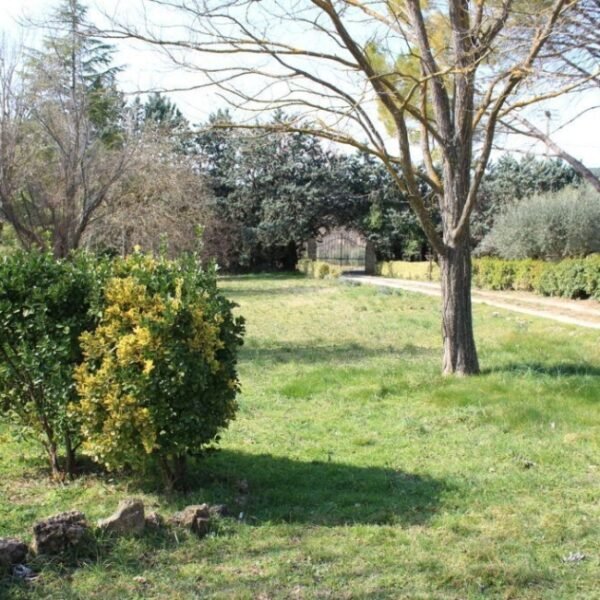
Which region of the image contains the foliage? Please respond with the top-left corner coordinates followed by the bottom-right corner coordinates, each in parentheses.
top-left (196, 114), bottom-right (431, 271)
top-left (0, 222), bottom-right (17, 256)
top-left (377, 260), bottom-right (440, 281)
top-left (473, 255), bottom-right (600, 300)
top-left (477, 185), bottom-right (600, 259)
top-left (74, 252), bottom-right (244, 488)
top-left (377, 255), bottom-right (600, 300)
top-left (297, 258), bottom-right (342, 279)
top-left (0, 250), bottom-right (107, 477)
top-left (472, 155), bottom-right (581, 245)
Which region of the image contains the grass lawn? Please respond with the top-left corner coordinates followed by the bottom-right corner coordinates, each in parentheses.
top-left (1, 274), bottom-right (598, 599)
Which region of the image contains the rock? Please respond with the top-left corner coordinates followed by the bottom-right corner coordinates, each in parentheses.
top-left (12, 564), bottom-right (37, 581)
top-left (145, 511), bottom-right (164, 530)
top-left (32, 511), bottom-right (89, 555)
top-left (0, 538), bottom-right (28, 572)
top-left (98, 499), bottom-right (145, 536)
top-left (563, 551), bottom-right (586, 563)
top-left (170, 504), bottom-right (211, 537)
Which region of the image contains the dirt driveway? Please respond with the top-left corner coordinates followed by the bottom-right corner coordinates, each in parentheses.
top-left (342, 274), bottom-right (600, 331)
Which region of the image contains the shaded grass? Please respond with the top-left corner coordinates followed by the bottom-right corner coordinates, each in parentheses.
top-left (1, 274), bottom-right (598, 599)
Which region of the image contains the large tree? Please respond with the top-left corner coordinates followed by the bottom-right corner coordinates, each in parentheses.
top-left (0, 0), bottom-right (131, 258)
top-left (110, 0), bottom-right (598, 374)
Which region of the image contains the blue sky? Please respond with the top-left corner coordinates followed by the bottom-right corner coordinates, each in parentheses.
top-left (3, 0), bottom-right (599, 167)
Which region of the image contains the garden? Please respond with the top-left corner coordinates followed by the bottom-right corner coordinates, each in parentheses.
top-left (1, 273), bottom-right (598, 599)
top-left (1, 0), bottom-right (600, 598)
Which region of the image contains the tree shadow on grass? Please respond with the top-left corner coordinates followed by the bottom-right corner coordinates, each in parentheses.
top-left (182, 450), bottom-right (450, 528)
top-left (219, 284), bottom-right (328, 298)
top-left (483, 362), bottom-right (600, 378)
top-left (240, 341), bottom-right (437, 366)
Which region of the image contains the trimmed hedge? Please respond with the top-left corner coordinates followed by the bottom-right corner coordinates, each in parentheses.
top-left (472, 255), bottom-right (600, 299)
top-left (371, 256), bottom-right (600, 300)
top-left (377, 260), bottom-right (440, 281)
top-left (297, 258), bottom-right (342, 279)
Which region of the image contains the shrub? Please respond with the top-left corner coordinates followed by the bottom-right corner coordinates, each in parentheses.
top-left (297, 259), bottom-right (341, 279)
top-left (377, 260), bottom-right (440, 281)
top-left (477, 185), bottom-right (600, 259)
top-left (536, 257), bottom-right (600, 299)
top-left (472, 258), bottom-right (518, 290)
top-left (377, 255), bottom-right (600, 300)
top-left (472, 255), bottom-right (600, 299)
top-left (0, 250), bottom-right (107, 478)
top-left (74, 253), bottom-right (244, 490)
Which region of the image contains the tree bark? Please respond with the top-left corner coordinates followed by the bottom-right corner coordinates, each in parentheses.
top-left (159, 453), bottom-right (188, 492)
top-left (439, 241), bottom-right (479, 376)
top-left (47, 441), bottom-right (62, 480)
top-left (65, 432), bottom-right (77, 479)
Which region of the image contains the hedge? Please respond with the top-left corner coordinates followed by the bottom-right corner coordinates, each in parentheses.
top-left (299, 255), bottom-right (600, 299)
top-left (377, 260), bottom-right (440, 281)
top-left (472, 255), bottom-right (600, 299)
top-left (297, 258), bottom-right (342, 279)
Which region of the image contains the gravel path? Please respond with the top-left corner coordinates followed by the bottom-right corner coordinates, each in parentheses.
top-left (341, 274), bottom-right (600, 331)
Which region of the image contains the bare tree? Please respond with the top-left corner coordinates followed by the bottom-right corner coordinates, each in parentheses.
top-left (0, 1), bottom-right (132, 258)
top-left (497, 0), bottom-right (600, 191)
top-left (499, 113), bottom-right (600, 192)
top-left (107, 0), bottom-right (598, 374)
top-left (84, 125), bottom-right (212, 257)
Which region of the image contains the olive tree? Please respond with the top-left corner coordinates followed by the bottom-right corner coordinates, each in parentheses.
top-left (108, 0), bottom-right (598, 374)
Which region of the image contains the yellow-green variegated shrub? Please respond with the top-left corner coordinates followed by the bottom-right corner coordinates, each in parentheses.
top-left (74, 253), bottom-right (244, 489)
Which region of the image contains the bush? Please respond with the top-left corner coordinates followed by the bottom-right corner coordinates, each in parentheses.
top-left (473, 255), bottom-right (600, 299)
top-left (377, 255), bottom-right (600, 300)
top-left (297, 259), bottom-right (341, 279)
top-left (377, 260), bottom-right (440, 281)
top-left (0, 251), bottom-right (107, 478)
top-left (477, 185), bottom-right (600, 259)
top-left (472, 258), bottom-right (518, 290)
top-left (74, 252), bottom-right (244, 490)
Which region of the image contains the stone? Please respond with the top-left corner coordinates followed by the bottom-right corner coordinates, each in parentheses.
top-left (32, 511), bottom-right (89, 555)
top-left (12, 564), bottom-right (37, 581)
top-left (0, 538), bottom-right (28, 572)
top-left (98, 499), bottom-right (145, 536)
top-left (169, 504), bottom-right (212, 537)
top-left (145, 511), bottom-right (164, 530)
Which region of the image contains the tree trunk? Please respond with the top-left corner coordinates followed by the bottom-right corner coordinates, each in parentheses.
top-left (65, 432), bottom-right (77, 479)
top-left (158, 454), bottom-right (188, 492)
top-left (47, 442), bottom-right (62, 480)
top-left (439, 241), bottom-right (479, 376)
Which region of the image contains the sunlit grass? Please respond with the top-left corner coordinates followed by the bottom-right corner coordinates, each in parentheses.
top-left (1, 274), bottom-right (598, 599)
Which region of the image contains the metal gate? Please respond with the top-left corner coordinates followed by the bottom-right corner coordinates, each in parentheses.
top-left (316, 228), bottom-right (367, 268)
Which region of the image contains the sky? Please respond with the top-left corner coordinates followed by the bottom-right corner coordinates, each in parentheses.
top-left (2, 0), bottom-right (599, 167)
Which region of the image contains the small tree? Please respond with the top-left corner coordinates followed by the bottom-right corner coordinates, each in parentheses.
top-left (84, 125), bottom-right (212, 257)
top-left (0, 250), bottom-right (107, 478)
top-left (74, 252), bottom-right (244, 490)
top-left (477, 185), bottom-right (600, 259)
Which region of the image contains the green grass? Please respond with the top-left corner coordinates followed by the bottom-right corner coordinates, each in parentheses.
top-left (1, 274), bottom-right (599, 599)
